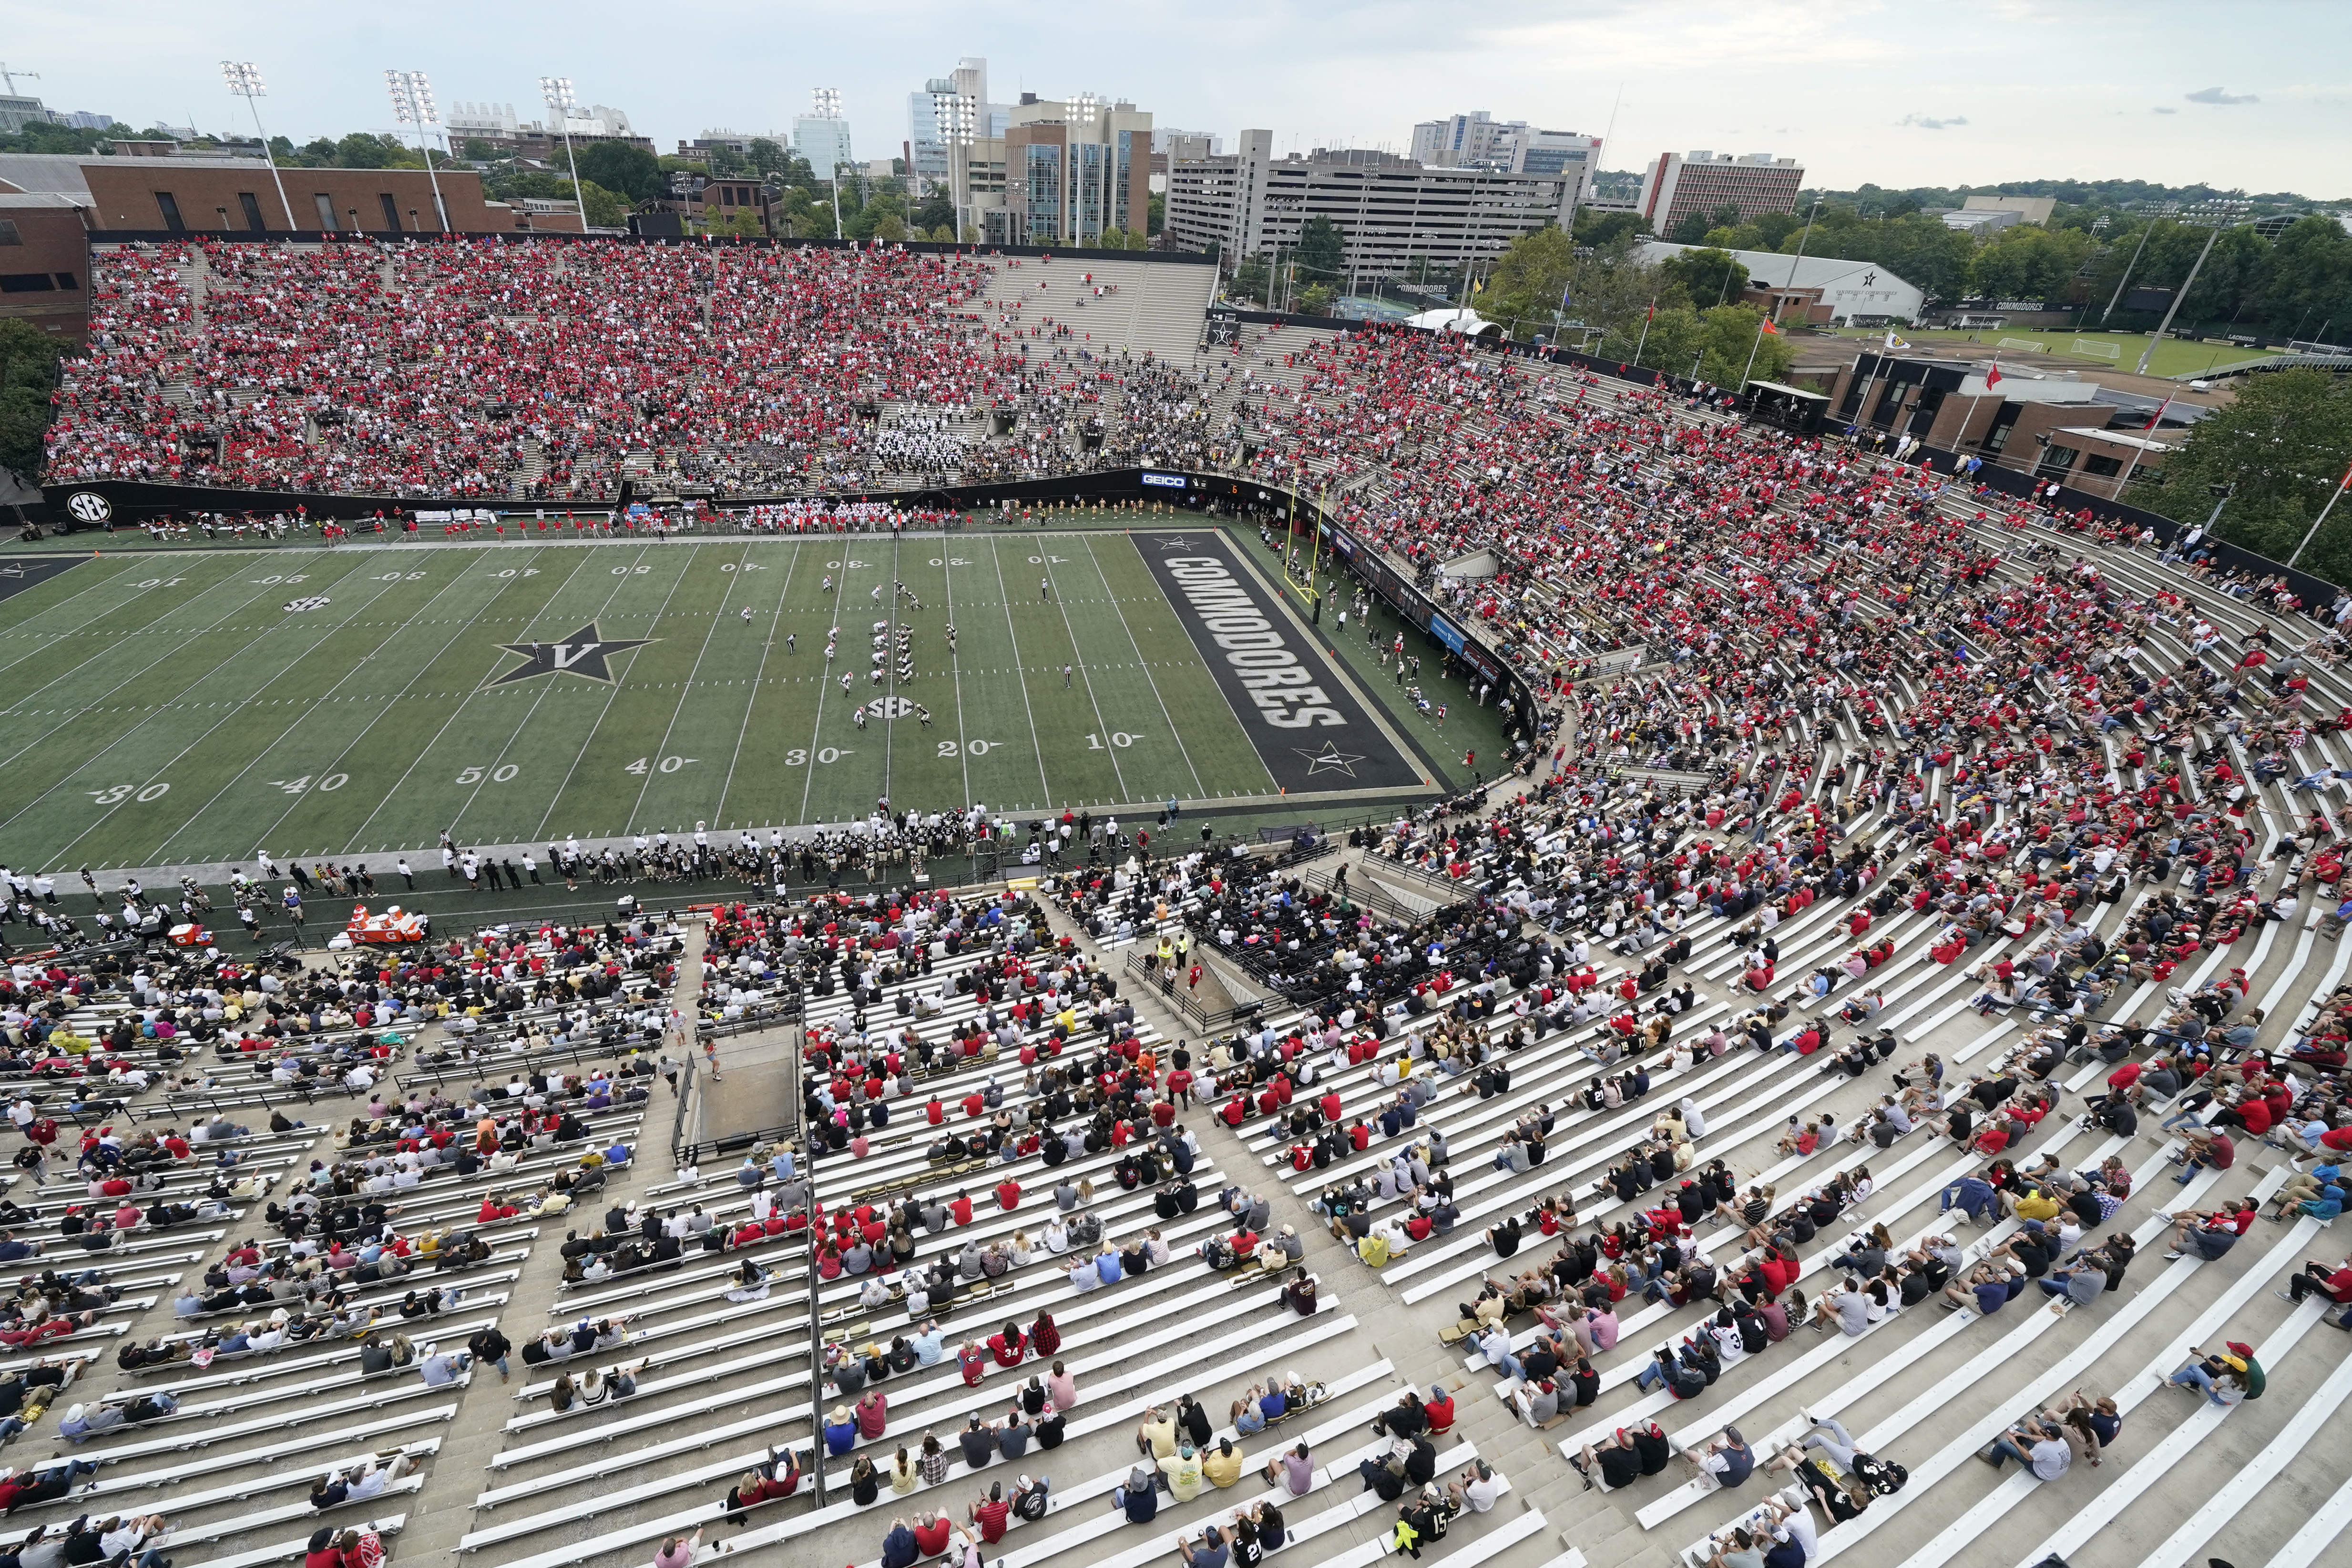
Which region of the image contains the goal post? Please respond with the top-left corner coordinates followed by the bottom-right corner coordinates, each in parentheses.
top-left (2071, 338), bottom-right (2122, 360)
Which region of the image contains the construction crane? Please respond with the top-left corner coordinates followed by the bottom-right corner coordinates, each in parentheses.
top-left (0, 64), bottom-right (38, 95)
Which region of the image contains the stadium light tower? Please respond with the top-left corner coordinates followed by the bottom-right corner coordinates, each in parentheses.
top-left (220, 60), bottom-right (297, 231)
top-left (811, 88), bottom-right (849, 238)
top-left (384, 70), bottom-right (448, 231)
top-left (539, 75), bottom-right (586, 227)
top-left (933, 87), bottom-right (975, 244)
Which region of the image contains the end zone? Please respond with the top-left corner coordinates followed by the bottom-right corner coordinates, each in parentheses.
top-left (1134, 529), bottom-right (1427, 795)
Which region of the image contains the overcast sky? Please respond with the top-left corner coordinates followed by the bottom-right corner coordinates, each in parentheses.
top-left (16, 0), bottom-right (2347, 197)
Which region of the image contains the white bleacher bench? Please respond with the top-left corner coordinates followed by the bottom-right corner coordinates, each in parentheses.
top-left (198, 1512), bottom-right (405, 1568)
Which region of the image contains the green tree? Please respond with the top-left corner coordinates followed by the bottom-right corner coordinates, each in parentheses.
top-left (0, 319), bottom-right (68, 480)
top-left (332, 132), bottom-right (404, 169)
top-left (1633, 304), bottom-right (1706, 376)
top-left (1968, 225), bottom-right (2094, 299)
top-left (1230, 252), bottom-right (1272, 307)
top-left (577, 141), bottom-right (664, 203)
top-left (1485, 226), bottom-right (1578, 338)
top-left (1696, 304), bottom-right (1795, 387)
top-left (1665, 211), bottom-right (1713, 245)
top-left (747, 138), bottom-right (788, 177)
top-left (462, 138), bottom-right (495, 161)
top-left (2126, 369), bottom-right (2352, 579)
top-left (1298, 282), bottom-right (1334, 316)
top-left (0, 120), bottom-right (133, 156)
top-left (1147, 193), bottom-right (1165, 236)
top-left (1779, 208), bottom-right (1974, 304)
top-left (577, 180), bottom-right (628, 228)
top-left (1573, 209), bottom-right (1648, 249)
top-left (1659, 246), bottom-right (1749, 309)
top-left (1748, 211), bottom-right (1801, 249)
top-left (1294, 216), bottom-right (1346, 284)
top-left (2254, 217), bottom-right (2352, 340)
top-left (914, 189), bottom-right (956, 235)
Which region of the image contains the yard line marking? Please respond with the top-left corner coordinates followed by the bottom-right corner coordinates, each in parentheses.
top-left (621, 541), bottom-right (750, 834)
top-left (1079, 533), bottom-right (1204, 798)
top-left (938, 535), bottom-right (971, 805)
top-left (880, 534), bottom-right (903, 809)
top-left (145, 566), bottom-right (485, 865)
top-left (0, 555), bottom-right (215, 691)
top-left (29, 556), bottom-right (410, 868)
top-left (1034, 534), bottom-right (1131, 799)
top-left (791, 557), bottom-right (844, 829)
top-left (453, 547), bottom-right (663, 842)
top-left (0, 554), bottom-right (341, 778)
top-left (984, 536), bottom-right (1054, 804)
top-left (712, 542), bottom-right (801, 829)
top-left (529, 548), bottom-right (693, 843)
top-left (327, 548), bottom-right (606, 854)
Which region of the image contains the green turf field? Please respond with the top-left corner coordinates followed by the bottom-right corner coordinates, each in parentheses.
top-left (1819, 325), bottom-right (2285, 377)
top-left (0, 530), bottom-right (1445, 876)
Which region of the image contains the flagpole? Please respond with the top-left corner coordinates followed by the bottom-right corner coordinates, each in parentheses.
top-left (2287, 454), bottom-right (2352, 569)
top-left (1633, 296), bottom-right (1655, 368)
top-left (1738, 316), bottom-right (1770, 393)
top-left (2108, 393), bottom-right (2173, 500)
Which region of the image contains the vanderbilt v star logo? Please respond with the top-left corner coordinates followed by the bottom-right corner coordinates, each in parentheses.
top-left (487, 622), bottom-right (655, 687)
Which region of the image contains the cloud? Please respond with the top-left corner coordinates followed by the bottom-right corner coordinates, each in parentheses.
top-left (2153, 106), bottom-right (2177, 114)
top-left (1897, 113), bottom-right (1968, 130)
top-left (2185, 86), bottom-right (2259, 104)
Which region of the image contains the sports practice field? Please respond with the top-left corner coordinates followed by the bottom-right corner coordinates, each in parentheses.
top-left (0, 528), bottom-right (1445, 876)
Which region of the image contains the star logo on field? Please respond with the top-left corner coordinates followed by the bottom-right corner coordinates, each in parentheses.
top-left (487, 622), bottom-right (655, 687)
top-left (1153, 535), bottom-right (1195, 549)
top-left (1295, 741), bottom-right (1366, 777)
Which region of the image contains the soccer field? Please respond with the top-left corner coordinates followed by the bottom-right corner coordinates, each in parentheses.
top-left (0, 528), bottom-right (1439, 876)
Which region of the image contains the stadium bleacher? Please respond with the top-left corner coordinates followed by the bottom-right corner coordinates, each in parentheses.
top-left (10, 237), bottom-right (2352, 1568)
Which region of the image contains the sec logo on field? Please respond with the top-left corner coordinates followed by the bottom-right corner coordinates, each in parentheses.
top-left (64, 492), bottom-right (112, 523)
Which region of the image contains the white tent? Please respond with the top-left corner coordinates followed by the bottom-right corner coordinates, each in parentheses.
top-left (1405, 307), bottom-right (1502, 338)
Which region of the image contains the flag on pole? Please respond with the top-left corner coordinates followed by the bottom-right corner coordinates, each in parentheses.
top-left (1884, 330), bottom-right (1912, 350)
top-left (1985, 366), bottom-right (2004, 387)
top-left (2142, 394), bottom-right (2174, 431)
top-left (1759, 318), bottom-right (1780, 336)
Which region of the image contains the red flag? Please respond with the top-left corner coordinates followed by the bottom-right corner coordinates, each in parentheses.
top-left (1645, 303), bottom-right (1655, 322)
top-left (2142, 394), bottom-right (2173, 431)
top-left (1759, 318), bottom-right (1780, 336)
top-left (1985, 366), bottom-right (2003, 387)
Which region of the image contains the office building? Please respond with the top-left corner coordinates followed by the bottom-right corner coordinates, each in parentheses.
top-left (1153, 129), bottom-right (1221, 157)
top-left (61, 110), bottom-right (118, 131)
top-left (908, 91), bottom-right (948, 186)
top-left (0, 95), bottom-right (57, 134)
top-left (1166, 134), bottom-right (1581, 278)
top-left (924, 61), bottom-right (1149, 245)
top-left (794, 91), bottom-right (856, 182)
top-left (1639, 150), bottom-right (1803, 235)
top-left (1410, 112), bottom-right (1520, 168)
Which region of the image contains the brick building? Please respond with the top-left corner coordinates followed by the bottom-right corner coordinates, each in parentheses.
top-left (1639, 150), bottom-right (1803, 235)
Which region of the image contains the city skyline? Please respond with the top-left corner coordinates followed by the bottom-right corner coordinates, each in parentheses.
top-left (8, 0), bottom-right (2347, 197)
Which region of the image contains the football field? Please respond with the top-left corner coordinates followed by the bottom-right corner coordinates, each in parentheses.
top-left (0, 528), bottom-right (1437, 876)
